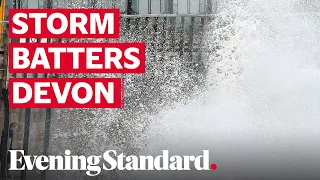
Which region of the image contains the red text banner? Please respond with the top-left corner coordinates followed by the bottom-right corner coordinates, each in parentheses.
top-left (9, 78), bottom-right (124, 108)
top-left (9, 8), bottom-right (120, 38)
top-left (9, 43), bottom-right (146, 73)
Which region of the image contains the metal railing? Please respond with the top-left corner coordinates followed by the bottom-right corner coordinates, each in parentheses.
top-left (1, 12), bottom-right (214, 179)
top-left (3, 1), bottom-right (217, 179)
top-left (51, 0), bottom-right (216, 14)
top-left (120, 13), bottom-right (215, 17)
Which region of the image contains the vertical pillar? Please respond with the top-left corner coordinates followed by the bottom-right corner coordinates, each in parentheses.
top-left (148, 0), bottom-right (151, 14)
top-left (127, 0), bottom-right (132, 14)
top-left (206, 0), bottom-right (213, 14)
top-left (13, 0), bottom-right (17, 8)
top-left (0, 0), bottom-right (11, 177)
top-left (46, 0), bottom-right (52, 8)
top-left (20, 0), bottom-right (37, 179)
top-left (41, 1), bottom-right (53, 179)
top-left (187, 0), bottom-right (191, 14)
top-left (1, 89), bottom-right (10, 179)
top-left (111, 0), bottom-right (115, 8)
top-left (20, 107), bottom-right (31, 180)
top-left (17, 0), bottom-right (21, 8)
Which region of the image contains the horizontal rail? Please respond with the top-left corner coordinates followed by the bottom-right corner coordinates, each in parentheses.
top-left (121, 12), bottom-right (320, 18)
top-left (120, 14), bottom-right (215, 18)
top-left (1, 12), bottom-right (319, 24)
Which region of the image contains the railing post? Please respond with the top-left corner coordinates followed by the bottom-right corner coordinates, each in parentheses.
top-left (1, 0), bottom-right (11, 178)
top-left (20, 72), bottom-right (31, 180)
top-left (20, 106), bottom-right (31, 180)
top-left (206, 0), bottom-right (213, 14)
top-left (12, 0), bottom-right (16, 8)
top-left (148, 0), bottom-right (151, 14)
top-left (127, 0), bottom-right (133, 15)
top-left (40, 1), bottom-right (53, 179)
top-left (41, 73), bottom-right (53, 180)
top-left (17, 0), bottom-right (21, 8)
top-left (46, 0), bottom-right (53, 8)
top-left (164, 0), bottom-right (173, 14)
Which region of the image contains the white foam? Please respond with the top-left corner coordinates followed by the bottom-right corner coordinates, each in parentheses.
top-left (142, 0), bottom-right (320, 178)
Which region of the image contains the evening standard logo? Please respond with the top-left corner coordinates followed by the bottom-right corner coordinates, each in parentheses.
top-left (9, 150), bottom-right (218, 176)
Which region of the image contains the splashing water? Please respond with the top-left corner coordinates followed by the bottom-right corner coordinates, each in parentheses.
top-left (140, 0), bottom-right (320, 179)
